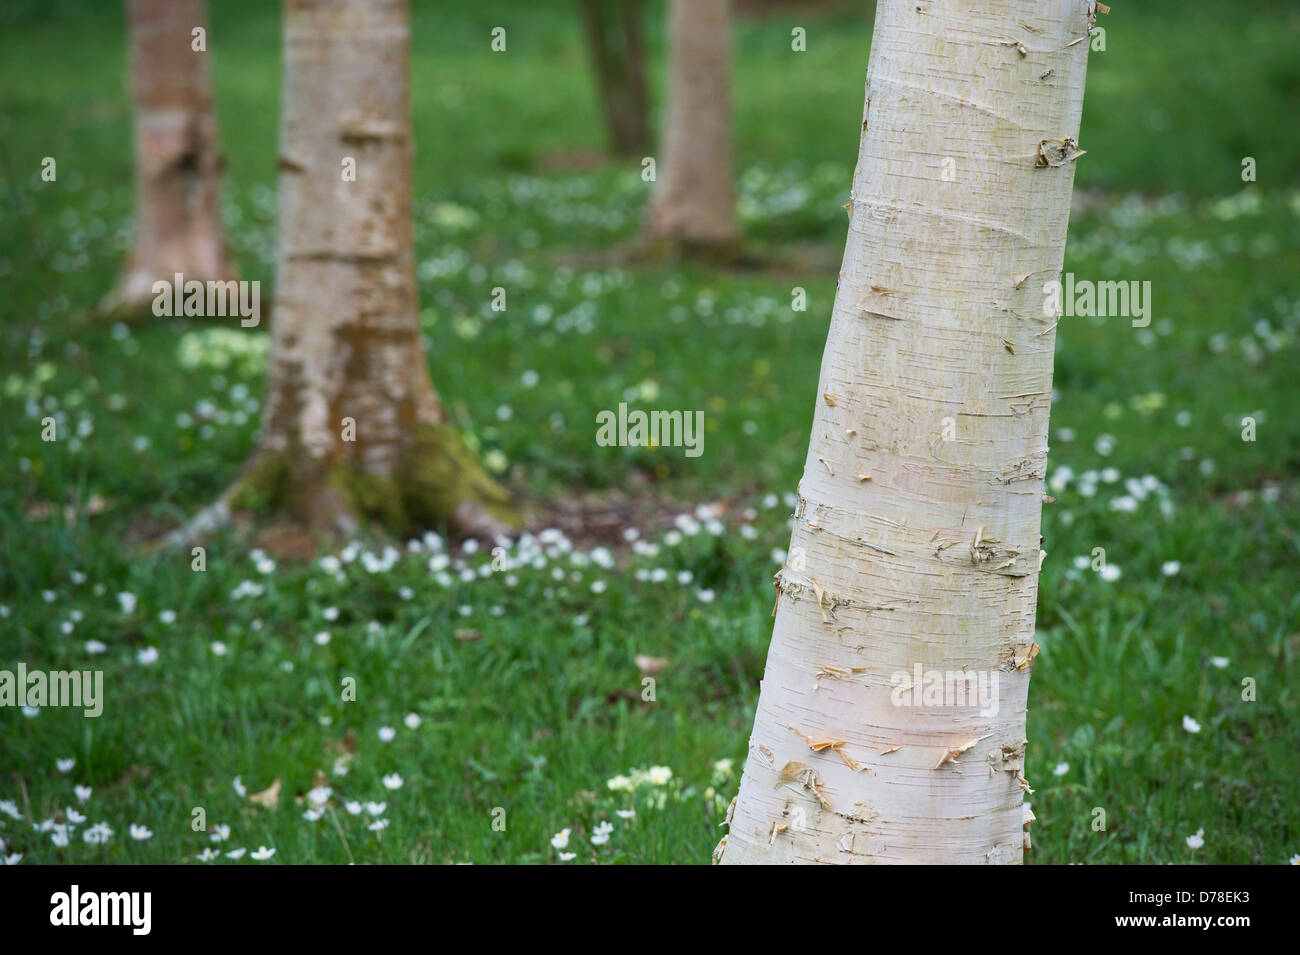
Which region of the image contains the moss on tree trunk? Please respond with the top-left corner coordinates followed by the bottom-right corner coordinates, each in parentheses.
top-left (228, 422), bottom-right (517, 538)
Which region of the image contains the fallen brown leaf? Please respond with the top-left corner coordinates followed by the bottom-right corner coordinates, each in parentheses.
top-left (249, 778), bottom-right (281, 809)
top-left (635, 654), bottom-right (669, 677)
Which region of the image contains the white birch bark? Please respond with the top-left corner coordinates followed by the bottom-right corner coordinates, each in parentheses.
top-left (106, 0), bottom-right (235, 310)
top-left (720, 0), bottom-right (1095, 865)
top-left (646, 0), bottom-right (738, 243)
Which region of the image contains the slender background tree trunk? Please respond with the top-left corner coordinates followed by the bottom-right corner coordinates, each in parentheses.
top-left (646, 0), bottom-right (738, 243)
top-left (238, 0), bottom-right (511, 537)
top-left (105, 0), bottom-right (235, 311)
top-left (720, 0), bottom-right (1094, 864)
top-left (579, 0), bottom-right (650, 157)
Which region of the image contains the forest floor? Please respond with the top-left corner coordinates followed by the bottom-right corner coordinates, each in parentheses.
top-left (1, 0), bottom-right (1298, 864)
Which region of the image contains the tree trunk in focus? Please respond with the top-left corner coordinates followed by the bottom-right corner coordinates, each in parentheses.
top-left (719, 0), bottom-right (1095, 864)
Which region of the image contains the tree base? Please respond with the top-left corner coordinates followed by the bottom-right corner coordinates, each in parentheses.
top-left (631, 233), bottom-right (765, 269)
top-left (99, 263), bottom-right (241, 323)
top-left (223, 422), bottom-right (520, 542)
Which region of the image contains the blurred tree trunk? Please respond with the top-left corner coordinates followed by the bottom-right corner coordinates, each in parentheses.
top-left (646, 0), bottom-right (738, 243)
top-left (230, 0), bottom-right (513, 538)
top-left (718, 0), bottom-right (1094, 864)
top-left (579, 0), bottom-right (650, 157)
top-left (104, 0), bottom-right (235, 312)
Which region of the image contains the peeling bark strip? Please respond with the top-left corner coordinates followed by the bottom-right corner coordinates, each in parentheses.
top-left (244, 0), bottom-right (512, 536)
top-left (646, 0), bottom-right (738, 243)
top-left (720, 0), bottom-right (1091, 865)
top-left (105, 0), bottom-right (235, 311)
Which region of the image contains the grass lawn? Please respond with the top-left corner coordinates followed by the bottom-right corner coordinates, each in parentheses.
top-left (1, 0), bottom-right (1298, 864)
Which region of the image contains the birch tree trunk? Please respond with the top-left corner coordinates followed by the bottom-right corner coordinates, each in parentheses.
top-left (645, 0), bottom-right (738, 244)
top-left (231, 0), bottom-right (513, 537)
top-left (719, 0), bottom-right (1095, 865)
top-left (105, 0), bottom-right (235, 312)
top-left (579, 0), bottom-right (650, 157)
